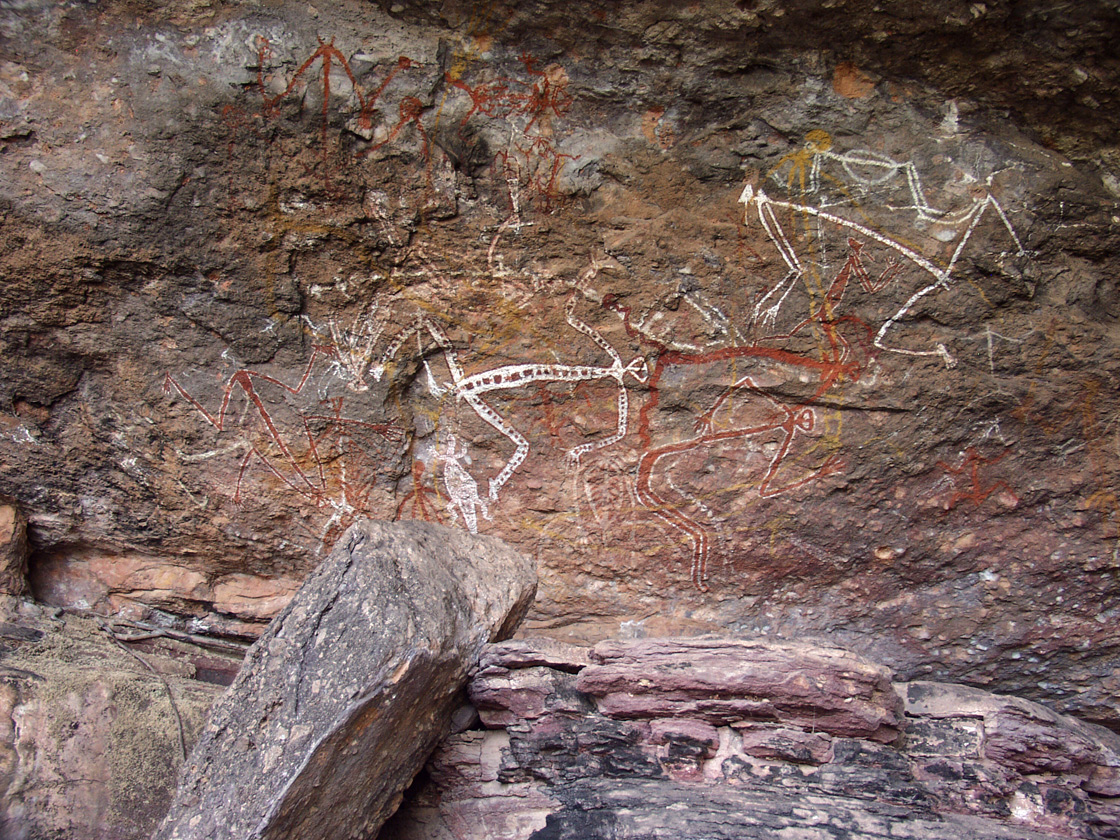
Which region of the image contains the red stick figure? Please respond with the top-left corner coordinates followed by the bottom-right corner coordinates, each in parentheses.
top-left (515, 52), bottom-right (572, 131)
top-left (936, 447), bottom-right (1019, 510)
top-left (163, 347), bottom-right (401, 507)
top-left (363, 95), bottom-right (430, 160)
top-left (445, 72), bottom-right (517, 128)
top-left (394, 460), bottom-right (446, 525)
top-left (253, 37), bottom-right (412, 182)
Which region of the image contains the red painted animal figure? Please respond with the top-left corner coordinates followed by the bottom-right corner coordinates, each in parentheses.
top-left (606, 236), bottom-right (895, 591)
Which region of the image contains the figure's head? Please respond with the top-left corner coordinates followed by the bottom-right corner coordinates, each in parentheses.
top-left (804, 129), bottom-right (833, 154)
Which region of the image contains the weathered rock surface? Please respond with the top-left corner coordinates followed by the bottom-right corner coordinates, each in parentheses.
top-left (576, 637), bottom-right (903, 741)
top-left (0, 596), bottom-right (237, 840)
top-left (381, 637), bottom-right (1120, 840)
top-left (2, 0), bottom-right (1120, 727)
top-left (154, 520), bottom-right (536, 840)
top-left (0, 501), bottom-right (28, 598)
top-left (902, 680), bottom-right (1120, 800)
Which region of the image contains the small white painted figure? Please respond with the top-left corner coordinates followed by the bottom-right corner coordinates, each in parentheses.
top-left (437, 431), bottom-right (491, 534)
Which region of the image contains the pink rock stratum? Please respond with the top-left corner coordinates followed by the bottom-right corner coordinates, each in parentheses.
top-left (383, 637), bottom-right (1120, 839)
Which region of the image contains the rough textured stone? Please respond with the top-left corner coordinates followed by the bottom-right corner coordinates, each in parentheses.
top-left (154, 520), bottom-right (536, 840)
top-left (0, 596), bottom-right (233, 840)
top-left (902, 680), bottom-right (1120, 797)
top-left (577, 637), bottom-right (904, 742)
top-left (735, 723), bottom-right (834, 764)
top-left (469, 639), bottom-right (596, 728)
top-left (382, 637), bottom-right (1120, 840)
top-left (0, 502), bottom-right (28, 597)
top-left (2, 0), bottom-right (1120, 728)
top-left (29, 549), bottom-right (301, 637)
top-left (476, 638), bottom-right (592, 674)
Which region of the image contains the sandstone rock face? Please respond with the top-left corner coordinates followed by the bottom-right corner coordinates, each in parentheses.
top-left (576, 637), bottom-right (903, 741)
top-left (0, 501), bottom-right (29, 597)
top-left (154, 520), bottom-right (536, 840)
top-left (0, 597), bottom-right (235, 840)
top-left (381, 637), bottom-right (1120, 840)
top-left (2, 0), bottom-right (1120, 726)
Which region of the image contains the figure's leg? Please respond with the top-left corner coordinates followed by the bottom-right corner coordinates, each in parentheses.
top-left (567, 379), bottom-right (629, 468)
top-left (636, 445), bottom-right (712, 592)
top-left (756, 407), bottom-right (844, 498)
top-left (233, 445), bottom-right (324, 505)
top-left (563, 294), bottom-right (643, 466)
top-left (164, 354), bottom-right (332, 499)
top-left (837, 238), bottom-right (902, 295)
top-left (459, 392), bottom-right (530, 502)
top-left (751, 195), bottom-right (804, 331)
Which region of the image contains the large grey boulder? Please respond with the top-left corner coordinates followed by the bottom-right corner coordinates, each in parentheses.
top-left (153, 521), bottom-right (536, 840)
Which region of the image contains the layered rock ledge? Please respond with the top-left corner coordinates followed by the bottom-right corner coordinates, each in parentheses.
top-left (382, 637), bottom-right (1120, 840)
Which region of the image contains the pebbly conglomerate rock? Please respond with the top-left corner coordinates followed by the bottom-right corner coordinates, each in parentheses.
top-left (382, 637), bottom-right (1120, 840)
top-left (154, 520), bottom-right (536, 840)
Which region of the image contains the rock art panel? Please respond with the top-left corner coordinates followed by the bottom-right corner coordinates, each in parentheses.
top-left (1, 0), bottom-right (1119, 724)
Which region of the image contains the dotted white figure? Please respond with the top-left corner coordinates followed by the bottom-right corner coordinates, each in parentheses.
top-left (436, 431), bottom-right (491, 534)
top-left (373, 289), bottom-right (647, 507)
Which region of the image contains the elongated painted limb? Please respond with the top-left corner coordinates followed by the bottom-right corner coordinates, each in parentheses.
top-left (564, 292), bottom-right (624, 366)
top-left (308, 396), bottom-right (405, 445)
top-left (874, 195), bottom-right (1027, 365)
top-left (636, 447), bottom-right (712, 592)
top-left (567, 381), bottom-right (629, 469)
top-left (638, 404), bottom-right (791, 593)
top-left (745, 183), bottom-right (805, 331)
top-left (561, 293), bottom-right (646, 468)
top-left (232, 444), bottom-right (321, 505)
top-left (162, 344), bottom-right (334, 430)
top-left (641, 378), bottom-right (848, 590)
top-left (839, 237), bottom-right (902, 296)
top-left (455, 390), bottom-right (530, 503)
